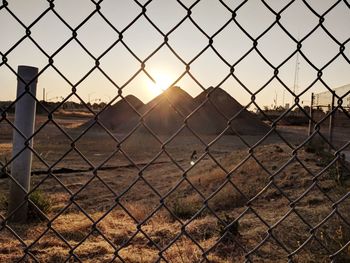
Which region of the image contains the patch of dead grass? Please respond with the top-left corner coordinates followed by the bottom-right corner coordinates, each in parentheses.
top-left (0, 143), bottom-right (349, 262)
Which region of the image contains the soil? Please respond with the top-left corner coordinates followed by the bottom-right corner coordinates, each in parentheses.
top-left (0, 108), bottom-right (349, 262)
top-left (81, 87), bottom-right (269, 136)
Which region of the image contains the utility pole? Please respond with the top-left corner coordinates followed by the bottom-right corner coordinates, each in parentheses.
top-left (293, 51), bottom-right (300, 105)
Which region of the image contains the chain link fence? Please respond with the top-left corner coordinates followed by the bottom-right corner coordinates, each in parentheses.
top-left (310, 84), bottom-right (350, 152)
top-left (1, 0), bottom-right (350, 262)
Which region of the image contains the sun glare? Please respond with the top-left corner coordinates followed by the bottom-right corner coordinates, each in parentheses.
top-left (147, 73), bottom-right (173, 96)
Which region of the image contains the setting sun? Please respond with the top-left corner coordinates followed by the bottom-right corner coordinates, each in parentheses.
top-left (147, 72), bottom-right (174, 96)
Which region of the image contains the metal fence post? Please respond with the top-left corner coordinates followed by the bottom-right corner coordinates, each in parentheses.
top-left (8, 65), bottom-right (38, 223)
top-left (328, 92), bottom-right (335, 151)
top-left (308, 92), bottom-right (314, 136)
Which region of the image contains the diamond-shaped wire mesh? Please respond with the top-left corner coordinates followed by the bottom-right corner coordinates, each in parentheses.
top-left (1, 0), bottom-right (350, 262)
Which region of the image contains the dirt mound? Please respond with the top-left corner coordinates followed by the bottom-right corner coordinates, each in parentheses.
top-left (194, 87), bottom-right (269, 135)
top-left (82, 87), bottom-right (269, 136)
top-left (83, 95), bottom-right (144, 130)
top-left (121, 86), bottom-right (220, 135)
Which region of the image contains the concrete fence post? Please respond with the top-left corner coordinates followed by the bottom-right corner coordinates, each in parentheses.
top-left (8, 65), bottom-right (38, 223)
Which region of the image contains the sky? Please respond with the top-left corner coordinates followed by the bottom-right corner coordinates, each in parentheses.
top-left (0, 0), bottom-right (349, 109)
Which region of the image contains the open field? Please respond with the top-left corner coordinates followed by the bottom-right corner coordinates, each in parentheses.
top-left (1, 114), bottom-right (350, 262)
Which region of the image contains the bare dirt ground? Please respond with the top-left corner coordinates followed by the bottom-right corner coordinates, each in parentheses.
top-left (1, 114), bottom-right (350, 262)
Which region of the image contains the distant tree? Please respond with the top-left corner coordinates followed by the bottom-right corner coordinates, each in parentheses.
top-left (275, 106), bottom-right (285, 112)
top-left (303, 105), bottom-right (310, 112)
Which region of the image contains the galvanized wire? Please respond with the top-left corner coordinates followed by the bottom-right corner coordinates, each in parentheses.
top-left (1, 0), bottom-right (350, 262)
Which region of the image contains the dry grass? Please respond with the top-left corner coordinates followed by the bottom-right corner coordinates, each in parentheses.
top-left (0, 116), bottom-right (350, 262)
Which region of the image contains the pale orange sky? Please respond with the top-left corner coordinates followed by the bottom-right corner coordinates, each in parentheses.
top-left (0, 0), bottom-right (349, 109)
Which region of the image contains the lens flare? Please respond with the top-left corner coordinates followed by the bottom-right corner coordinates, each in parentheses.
top-left (147, 73), bottom-right (173, 96)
